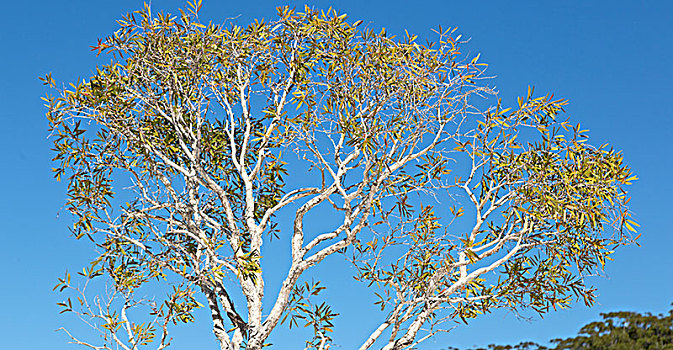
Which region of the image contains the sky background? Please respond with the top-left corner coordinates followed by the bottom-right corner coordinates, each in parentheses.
top-left (1, 0), bottom-right (671, 349)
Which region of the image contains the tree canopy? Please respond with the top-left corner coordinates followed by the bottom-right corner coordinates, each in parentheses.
top-left (469, 305), bottom-right (673, 350)
top-left (45, 2), bottom-right (638, 350)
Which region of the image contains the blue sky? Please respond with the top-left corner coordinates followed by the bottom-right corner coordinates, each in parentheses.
top-left (0, 0), bottom-right (671, 349)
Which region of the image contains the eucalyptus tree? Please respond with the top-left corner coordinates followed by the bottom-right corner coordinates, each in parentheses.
top-left (45, 2), bottom-right (638, 350)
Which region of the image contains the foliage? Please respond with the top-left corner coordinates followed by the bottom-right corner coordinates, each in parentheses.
top-left (469, 305), bottom-right (673, 350)
top-left (44, 2), bottom-right (637, 349)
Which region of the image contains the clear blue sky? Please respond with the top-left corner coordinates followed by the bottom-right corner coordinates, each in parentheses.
top-left (1, 1), bottom-right (671, 349)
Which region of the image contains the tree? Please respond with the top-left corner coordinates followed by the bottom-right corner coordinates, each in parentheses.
top-left (470, 305), bottom-right (673, 350)
top-left (552, 307), bottom-right (673, 350)
top-left (45, 3), bottom-right (638, 350)
top-left (471, 342), bottom-right (548, 350)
